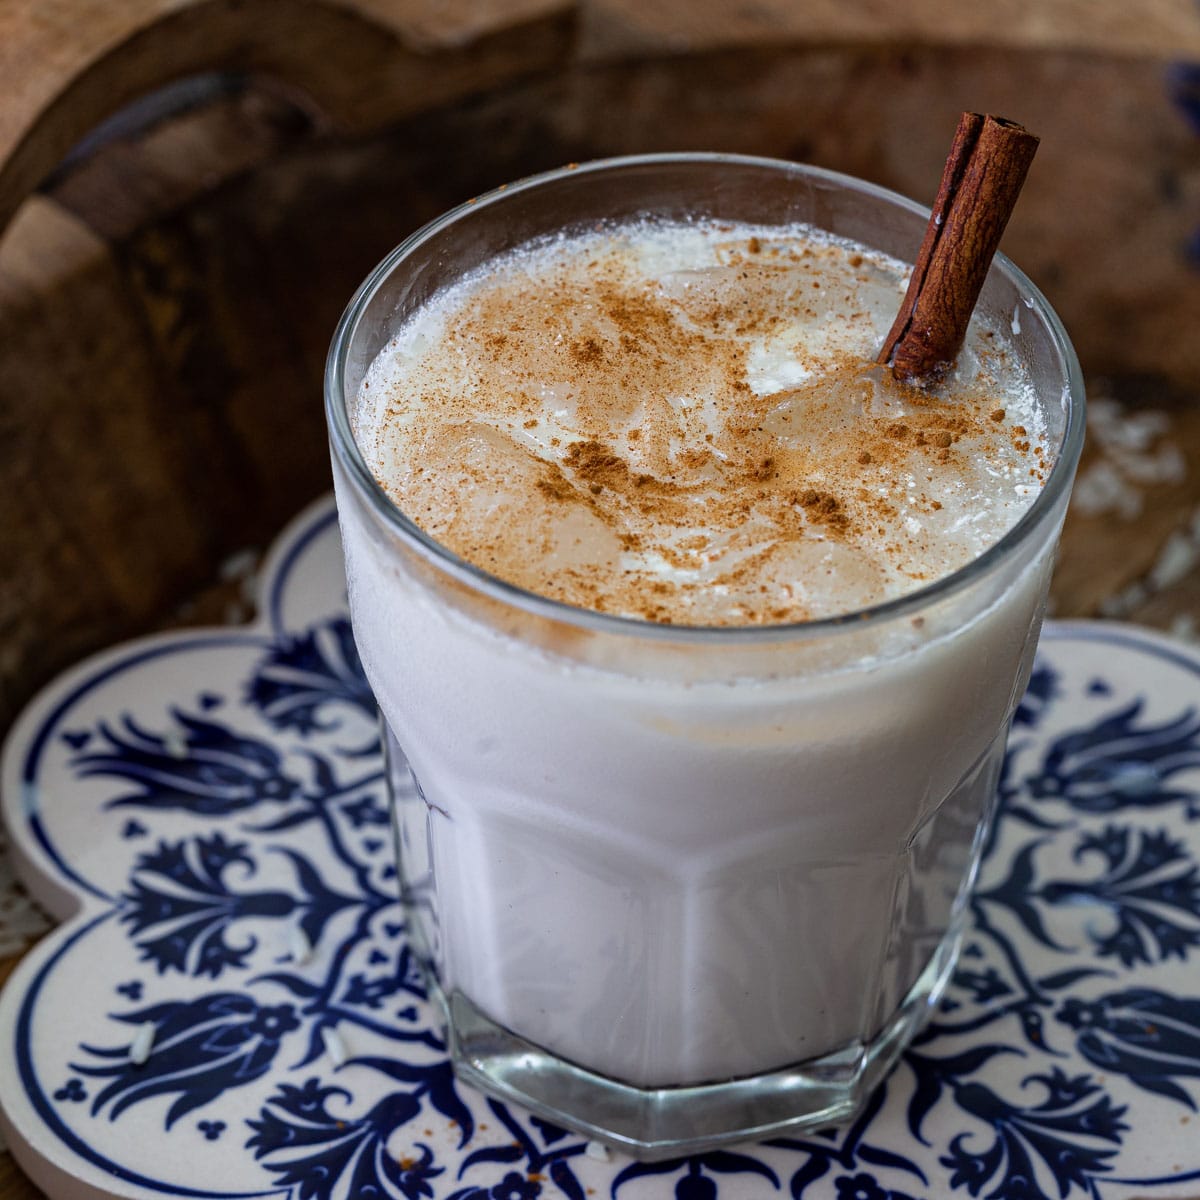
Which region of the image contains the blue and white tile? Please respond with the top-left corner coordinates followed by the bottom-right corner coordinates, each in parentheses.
top-left (2, 497), bottom-right (1199, 1200)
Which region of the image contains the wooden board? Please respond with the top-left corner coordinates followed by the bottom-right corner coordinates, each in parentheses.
top-left (0, 0), bottom-right (576, 231)
top-left (2, 7), bottom-right (1200, 1189)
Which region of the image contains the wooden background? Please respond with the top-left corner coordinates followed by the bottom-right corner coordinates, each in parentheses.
top-left (1, 2), bottom-right (1199, 1195)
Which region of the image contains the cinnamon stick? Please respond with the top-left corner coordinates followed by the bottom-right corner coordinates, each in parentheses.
top-left (877, 112), bottom-right (1040, 387)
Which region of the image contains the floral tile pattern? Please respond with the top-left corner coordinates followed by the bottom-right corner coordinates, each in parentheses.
top-left (2, 496), bottom-right (1200, 1200)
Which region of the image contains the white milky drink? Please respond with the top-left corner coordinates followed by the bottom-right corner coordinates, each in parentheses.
top-left (326, 156), bottom-right (1084, 1153)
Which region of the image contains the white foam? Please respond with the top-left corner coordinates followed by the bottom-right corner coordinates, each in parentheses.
top-left (356, 219), bottom-right (1046, 626)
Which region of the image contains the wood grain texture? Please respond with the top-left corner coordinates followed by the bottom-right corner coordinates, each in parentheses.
top-left (579, 0), bottom-right (1200, 59)
top-left (0, 0), bottom-right (575, 233)
top-left (1053, 384), bottom-right (1200, 623)
top-left (1, 11), bottom-right (1200, 1191)
top-left (46, 84), bottom-right (316, 242)
top-left (1, 39), bottom-right (1198, 736)
top-left (0, 1151), bottom-right (44, 1200)
top-left (5, 0), bottom-right (1199, 237)
top-left (0, 196), bottom-right (212, 725)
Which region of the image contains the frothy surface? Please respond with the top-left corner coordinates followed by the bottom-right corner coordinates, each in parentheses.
top-left (355, 221), bottom-right (1047, 624)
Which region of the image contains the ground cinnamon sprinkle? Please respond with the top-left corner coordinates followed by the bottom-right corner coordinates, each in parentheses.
top-left (359, 221), bottom-right (1048, 625)
top-left (564, 440), bottom-right (628, 486)
top-left (571, 337), bottom-right (605, 365)
top-left (795, 489), bottom-right (849, 533)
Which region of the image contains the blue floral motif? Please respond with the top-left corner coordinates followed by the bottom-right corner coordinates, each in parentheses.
top-left (72, 711), bottom-right (303, 816)
top-left (343, 794), bottom-right (390, 828)
top-left (1024, 700), bottom-right (1200, 816)
top-left (245, 618), bottom-right (375, 741)
top-left (449, 1171), bottom-right (541, 1200)
top-left (908, 1056), bottom-right (1127, 1200)
top-left (451, 1099), bottom-right (588, 1200)
top-left (119, 834), bottom-right (355, 978)
top-left (72, 994), bottom-right (300, 1126)
top-left (709, 1089), bottom-right (926, 1200)
top-left (1013, 664), bottom-right (1059, 730)
top-left (613, 1150), bottom-right (781, 1200)
top-left (248, 1078), bottom-right (445, 1200)
top-left (339, 945), bottom-right (426, 1011)
top-left (989, 744), bottom-right (1061, 842)
top-left (17, 502), bottom-right (1200, 1200)
top-left (831, 1174), bottom-right (917, 1200)
top-left (1045, 826), bottom-right (1200, 965)
top-left (1058, 988), bottom-right (1200, 1108)
top-left (976, 841), bottom-right (1069, 955)
top-left (952, 964), bottom-right (1014, 1007)
top-left (345, 1058), bottom-right (476, 1144)
top-left (977, 824), bottom-right (1200, 968)
top-left (834, 1176), bottom-right (882, 1200)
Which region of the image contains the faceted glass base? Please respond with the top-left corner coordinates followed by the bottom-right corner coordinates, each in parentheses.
top-left (428, 914), bottom-right (965, 1159)
top-left (382, 709), bottom-right (988, 1159)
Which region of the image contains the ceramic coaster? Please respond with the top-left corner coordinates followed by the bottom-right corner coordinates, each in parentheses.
top-left (3, 496), bottom-right (1200, 1200)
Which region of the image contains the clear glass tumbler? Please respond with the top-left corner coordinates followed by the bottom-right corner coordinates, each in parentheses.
top-left (324, 154), bottom-right (1085, 1158)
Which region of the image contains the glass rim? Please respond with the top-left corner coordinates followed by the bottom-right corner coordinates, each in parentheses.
top-left (325, 151), bottom-right (1086, 645)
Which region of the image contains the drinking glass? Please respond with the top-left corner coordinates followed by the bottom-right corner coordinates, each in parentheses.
top-left (324, 154), bottom-right (1084, 1158)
